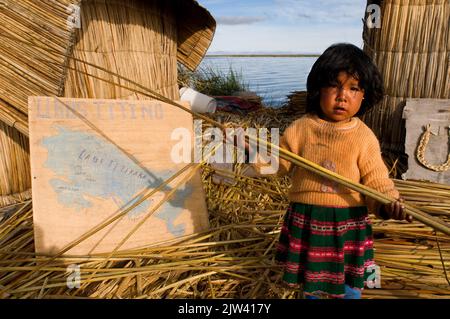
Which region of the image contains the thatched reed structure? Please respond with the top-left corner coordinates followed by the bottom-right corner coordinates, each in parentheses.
top-left (0, 0), bottom-right (216, 207)
top-left (361, 0), bottom-right (449, 155)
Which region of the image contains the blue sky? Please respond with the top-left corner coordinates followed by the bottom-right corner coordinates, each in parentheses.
top-left (197, 0), bottom-right (368, 54)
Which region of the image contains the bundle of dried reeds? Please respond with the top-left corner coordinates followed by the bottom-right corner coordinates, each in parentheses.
top-left (0, 122), bottom-right (31, 207)
top-left (394, 179), bottom-right (450, 221)
top-left (0, 0), bottom-right (75, 205)
top-left (175, 0), bottom-right (216, 71)
top-left (64, 0), bottom-right (179, 101)
top-left (0, 0), bottom-right (74, 123)
top-left (362, 0), bottom-right (450, 153)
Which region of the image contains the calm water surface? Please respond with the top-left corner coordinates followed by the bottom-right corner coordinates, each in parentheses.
top-left (200, 56), bottom-right (318, 107)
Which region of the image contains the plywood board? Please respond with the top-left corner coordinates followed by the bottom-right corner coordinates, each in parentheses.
top-left (28, 97), bottom-right (209, 255)
top-left (403, 99), bottom-right (450, 184)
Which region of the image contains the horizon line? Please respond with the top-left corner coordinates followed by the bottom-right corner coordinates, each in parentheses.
top-left (205, 53), bottom-right (320, 57)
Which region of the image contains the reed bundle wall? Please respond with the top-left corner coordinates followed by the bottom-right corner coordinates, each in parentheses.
top-left (64, 0), bottom-right (179, 100)
top-left (362, 0), bottom-right (449, 154)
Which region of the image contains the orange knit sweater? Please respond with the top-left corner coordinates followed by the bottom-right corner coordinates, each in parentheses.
top-left (251, 114), bottom-right (399, 211)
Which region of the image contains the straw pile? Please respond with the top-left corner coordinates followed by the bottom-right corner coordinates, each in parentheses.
top-left (362, 0), bottom-right (450, 154)
top-left (175, 0), bottom-right (216, 71)
top-left (0, 0), bottom-right (75, 205)
top-left (0, 106), bottom-right (449, 299)
top-left (0, 0), bottom-right (76, 135)
top-left (0, 122), bottom-right (31, 207)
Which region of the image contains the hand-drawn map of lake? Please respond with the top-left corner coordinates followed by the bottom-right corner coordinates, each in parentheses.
top-left (29, 97), bottom-right (209, 255)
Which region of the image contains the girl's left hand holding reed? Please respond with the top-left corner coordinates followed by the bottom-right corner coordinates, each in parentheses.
top-left (379, 198), bottom-right (413, 223)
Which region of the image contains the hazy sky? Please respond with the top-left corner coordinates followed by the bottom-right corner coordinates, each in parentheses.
top-left (197, 0), bottom-right (369, 54)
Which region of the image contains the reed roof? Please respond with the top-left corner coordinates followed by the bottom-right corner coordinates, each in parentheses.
top-left (176, 0), bottom-right (216, 71)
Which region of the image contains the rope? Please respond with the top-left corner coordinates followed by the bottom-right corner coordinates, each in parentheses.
top-left (416, 124), bottom-right (450, 172)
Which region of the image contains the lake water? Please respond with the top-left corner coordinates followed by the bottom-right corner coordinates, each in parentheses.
top-left (200, 56), bottom-right (318, 107)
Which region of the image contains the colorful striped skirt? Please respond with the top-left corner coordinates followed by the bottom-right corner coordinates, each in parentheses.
top-left (275, 202), bottom-right (376, 298)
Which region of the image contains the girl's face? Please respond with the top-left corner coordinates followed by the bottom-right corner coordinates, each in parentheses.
top-left (319, 71), bottom-right (365, 123)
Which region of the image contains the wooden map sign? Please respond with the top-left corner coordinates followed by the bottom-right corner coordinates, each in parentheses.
top-left (29, 97), bottom-right (209, 255)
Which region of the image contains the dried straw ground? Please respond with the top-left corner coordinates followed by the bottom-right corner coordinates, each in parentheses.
top-left (0, 106), bottom-right (449, 299)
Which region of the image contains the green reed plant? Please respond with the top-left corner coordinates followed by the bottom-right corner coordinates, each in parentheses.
top-left (178, 64), bottom-right (249, 96)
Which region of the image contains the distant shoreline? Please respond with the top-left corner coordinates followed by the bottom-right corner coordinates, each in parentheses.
top-left (205, 54), bottom-right (320, 58)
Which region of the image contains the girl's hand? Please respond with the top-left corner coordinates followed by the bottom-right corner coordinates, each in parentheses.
top-left (379, 198), bottom-right (413, 223)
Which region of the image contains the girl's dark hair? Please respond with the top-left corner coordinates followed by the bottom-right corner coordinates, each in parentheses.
top-left (306, 43), bottom-right (384, 116)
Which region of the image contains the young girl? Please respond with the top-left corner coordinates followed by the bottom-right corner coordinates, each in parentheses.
top-left (244, 43), bottom-right (411, 299)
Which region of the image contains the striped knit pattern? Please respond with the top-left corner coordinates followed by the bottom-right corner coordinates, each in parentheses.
top-left (276, 202), bottom-right (375, 298)
top-left (253, 114), bottom-right (399, 212)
